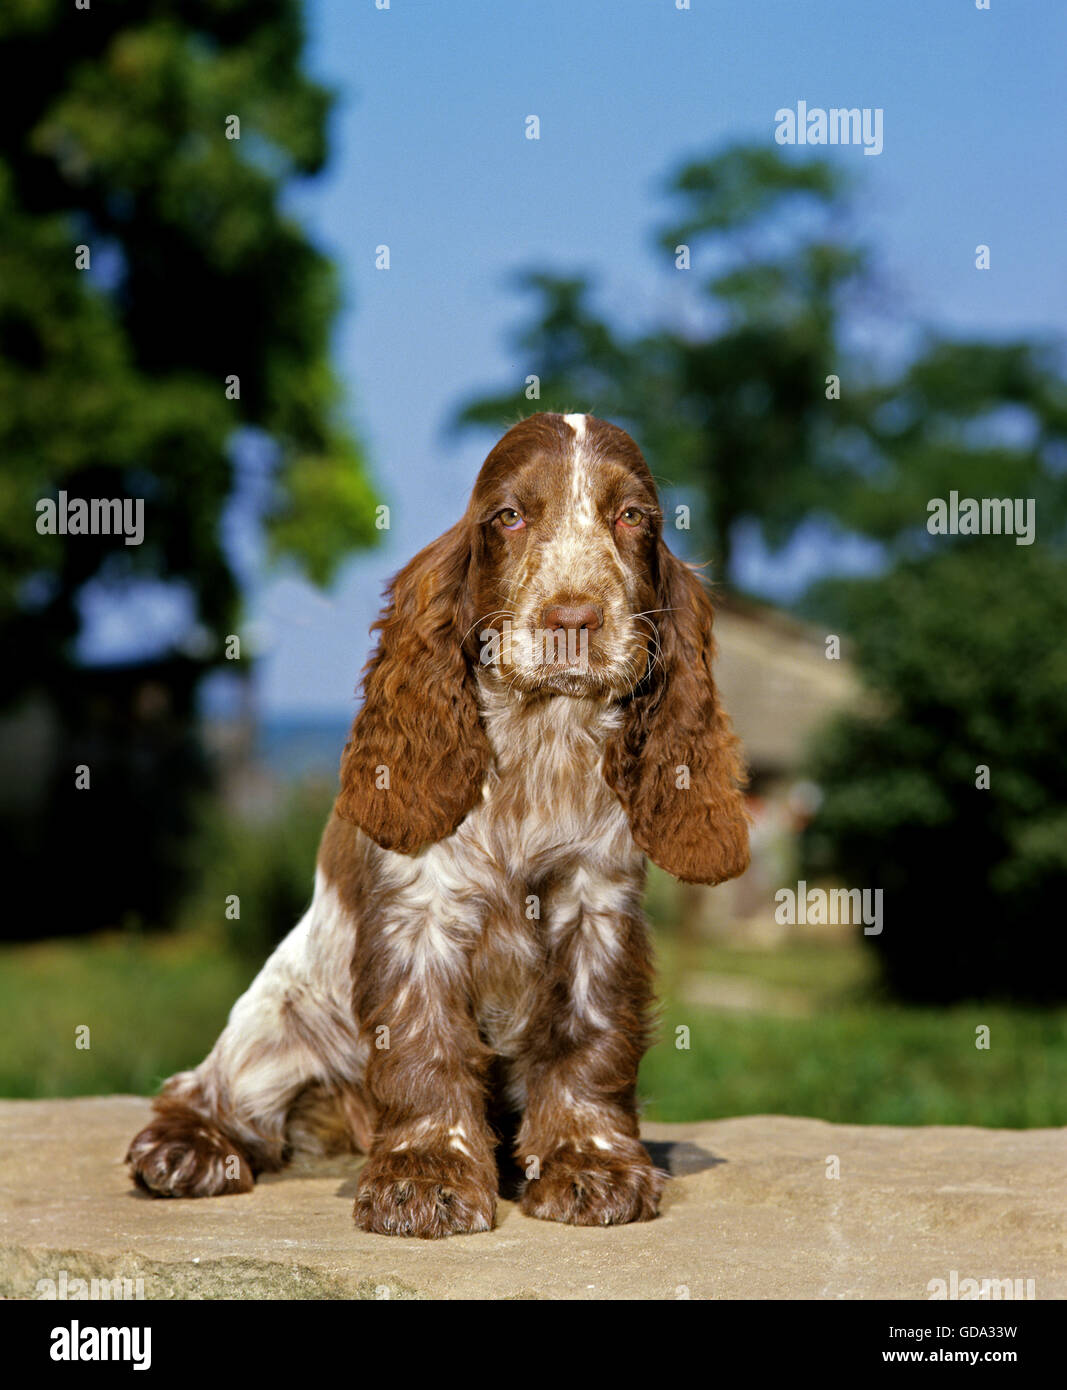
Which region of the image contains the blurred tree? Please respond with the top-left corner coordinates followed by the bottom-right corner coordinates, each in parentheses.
top-left (804, 543), bottom-right (1067, 1003)
top-left (801, 335), bottom-right (1067, 1002)
top-left (457, 145), bottom-right (871, 581)
top-left (809, 338), bottom-right (1067, 559)
top-left (0, 0), bottom-right (377, 935)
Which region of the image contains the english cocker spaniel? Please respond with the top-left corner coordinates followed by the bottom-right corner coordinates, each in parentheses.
top-left (127, 412), bottom-right (750, 1236)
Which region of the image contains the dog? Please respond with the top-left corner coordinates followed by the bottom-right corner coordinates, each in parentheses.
top-left (127, 412), bottom-right (750, 1236)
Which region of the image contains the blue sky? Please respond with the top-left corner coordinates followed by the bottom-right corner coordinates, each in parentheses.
top-left (84, 0), bottom-right (1067, 717)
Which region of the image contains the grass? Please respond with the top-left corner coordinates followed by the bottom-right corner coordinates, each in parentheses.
top-left (0, 930), bottom-right (255, 1099)
top-left (640, 936), bottom-right (1067, 1128)
top-left (1, 927), bottom-right (1064, 1129)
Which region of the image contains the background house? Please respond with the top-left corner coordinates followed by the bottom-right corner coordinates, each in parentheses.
top-left (673, 595), bottom-right (862, 946)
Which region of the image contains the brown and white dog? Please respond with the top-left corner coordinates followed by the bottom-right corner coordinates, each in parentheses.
top-left (127, 412), bottom-right (750, 1237)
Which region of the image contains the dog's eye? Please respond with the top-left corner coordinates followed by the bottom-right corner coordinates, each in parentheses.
top-left (617, 507), bottom-right (645, 528)
top-left (497, 508), bottom-right (525, 530)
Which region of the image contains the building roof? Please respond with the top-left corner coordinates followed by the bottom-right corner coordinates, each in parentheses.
top-left (712, 594), bottom-right (862, 775)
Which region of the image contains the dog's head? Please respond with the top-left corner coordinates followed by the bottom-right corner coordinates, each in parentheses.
top-left (336, 412), bottom-right (750, 883)
top-left (465, 411), bottom-right (660, 699)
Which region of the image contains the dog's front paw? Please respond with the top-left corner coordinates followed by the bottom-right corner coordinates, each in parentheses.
top-left (519, 1141), bottom-right (667, 1226)
top-left (127, 1103), bottom-right (254, 1198)
top-left (354, 1148), bottom-right (496, 1238)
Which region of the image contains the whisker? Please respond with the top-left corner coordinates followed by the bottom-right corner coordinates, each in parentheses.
top-left (496, 577), bottom-right (537, 599)
top-left (462, 609), bottom-right (516, 647)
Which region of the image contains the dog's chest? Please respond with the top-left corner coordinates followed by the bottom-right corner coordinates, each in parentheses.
top-left (459, 698), bottom-right (641, 1055)
top-left (477, 694), bottom-right (630, 867)
top-left (366, 697), bottom-right (641, 1055)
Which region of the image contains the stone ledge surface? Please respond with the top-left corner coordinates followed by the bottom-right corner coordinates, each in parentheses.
top-left (1, 1097), bottom-right (1063, 1300)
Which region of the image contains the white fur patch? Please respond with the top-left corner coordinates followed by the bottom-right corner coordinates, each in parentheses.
top-left (447, 1123), bottom-right (473, 1158)
top-left (173, 874), bottom-right (369, 1159)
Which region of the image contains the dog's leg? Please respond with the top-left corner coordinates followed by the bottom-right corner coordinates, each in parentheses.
top-left (351, 917), bottom-right (497, 1238)
top-left (127, 873), bottom-right (368, 1197)
top-left (512, 882), bottom-right (667, 1226)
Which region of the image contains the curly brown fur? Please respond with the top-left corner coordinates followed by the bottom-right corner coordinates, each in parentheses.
top-left (126, 413), bottom-right (749, 1237)
top-left (126, 1099), bottom-right (256, 1198)
top-left (603, 542), bottom-right (751, 884)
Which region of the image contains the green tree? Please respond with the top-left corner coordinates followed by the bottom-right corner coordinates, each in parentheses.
top-left (0, 0), bottom-right (377, 932)
top-left (804, 543), bottom-right (1067, 1003)
top-left (806, 338), bottom-right (1067, 561)
top-left (800, 335), bottom-right (1067, 1001)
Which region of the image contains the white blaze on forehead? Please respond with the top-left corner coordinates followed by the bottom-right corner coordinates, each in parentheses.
top-left (562, 413), bottom-right (587, 438)
top-left (562, 415), bottom-right (595, 528)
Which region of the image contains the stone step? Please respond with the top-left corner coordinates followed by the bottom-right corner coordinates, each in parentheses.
top-left (1, 1097), bottom-right (1062, 1300)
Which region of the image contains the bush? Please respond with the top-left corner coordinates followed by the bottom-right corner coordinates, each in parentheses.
top-left (803, 542), bottom-right (1067, 1002)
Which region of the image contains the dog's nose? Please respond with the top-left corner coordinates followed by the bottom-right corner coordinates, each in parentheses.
top-left (542, 603), bottom-right (602, 634)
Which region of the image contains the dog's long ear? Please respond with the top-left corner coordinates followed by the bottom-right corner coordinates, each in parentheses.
top-left (604, 543), bottom-right (750, 885)
top-left (335, 519), bottom-right (490, 854)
